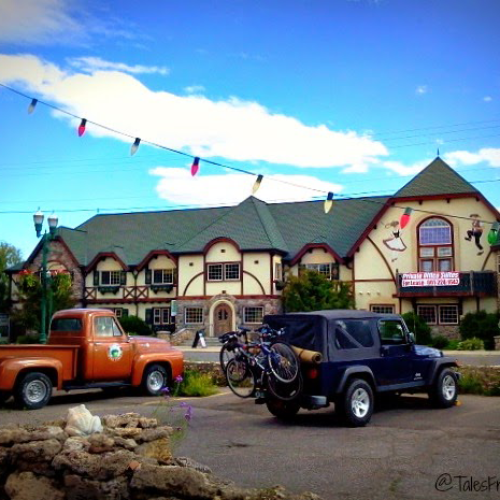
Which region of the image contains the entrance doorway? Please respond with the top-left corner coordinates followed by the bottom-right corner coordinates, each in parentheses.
top-left (213, 303), bottom-right (233, 336)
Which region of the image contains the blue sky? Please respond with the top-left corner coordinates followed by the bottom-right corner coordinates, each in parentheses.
top-left (0, 0), bottom-right (499, 259)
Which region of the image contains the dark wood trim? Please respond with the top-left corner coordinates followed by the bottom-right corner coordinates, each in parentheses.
top-left (289, 243), bottom-right (344, 266)
top-left (366, 236), bottom-right (396, 283)
top-left (86, 252), bottom-right (128, 272)
top-left (136, 250), bottom-right (177, 271)
top-left (240, 254), bottom-right (244, 295)
top-left (481, 249), bottom-right (493, 271)
top-left (242, 270), bottom-right (266, 295)
top-left (270, 253), bottom-right (274, 295)
top-left (86, 298), bottom-right (173, 304)
top-left (354, 278), bottom-right (394, 283)
top-left (176, 294), bottom-right (281, 300)
top-left (203, 237), bottom-right (241, 254)
top-left (202, 254), bottom-right (206, 296)
top-left (394, 193), bottom-right (477, 203)
top-left (395, 291), bottom-right (492, 298)
top-left (346, 199), bottom-right (393, 258)
top-left (182, 272), bottom-right (204, 296)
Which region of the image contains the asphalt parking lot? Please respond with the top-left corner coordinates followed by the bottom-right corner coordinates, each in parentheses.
top-left (1, 389), bottom-right (499, 500)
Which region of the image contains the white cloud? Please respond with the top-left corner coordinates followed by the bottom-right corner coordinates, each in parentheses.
top-left (150, 168), bottom-right (343, 205)
top-left (445, 148), bottom-right (500, 168)
top-left (483, 96), bottom-right (493, 102)
top-left (0, 53), bottom-right (388, 169)
top-left (381, 159), bottom-right (430, 176)
top-left (0, 0), bottom-right (82, 44)
top-left (68, 57), bottom-right (169, 76)
top-left (0, 0), bottom-right (140, 46)
top-left (416, 85), bottom-right (428, 95)
top-left (184, 85), bottom-right (206, 95)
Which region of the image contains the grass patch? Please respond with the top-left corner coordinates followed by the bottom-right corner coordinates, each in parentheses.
top-left (178, 370), bottom-right (218, 397)
top-left (458, 366), bottom-right (500, 396)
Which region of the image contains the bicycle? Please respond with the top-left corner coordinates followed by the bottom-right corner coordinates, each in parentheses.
top-left (225, 325), bottom-right (302, 401)
top-left (218, 326), bottom-right (251, 372)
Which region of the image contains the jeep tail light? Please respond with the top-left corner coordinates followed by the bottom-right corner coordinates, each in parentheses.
top-left (306, 368), bottom-right (319, 379)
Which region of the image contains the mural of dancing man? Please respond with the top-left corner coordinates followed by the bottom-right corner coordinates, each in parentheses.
top-left (464, 214), bottom-right (484, 256)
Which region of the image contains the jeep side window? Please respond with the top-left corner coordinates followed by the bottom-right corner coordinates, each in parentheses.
top-left (378, 320), bottom-right (406, 345)
top-left (334, 320), bottom-right (374, 349)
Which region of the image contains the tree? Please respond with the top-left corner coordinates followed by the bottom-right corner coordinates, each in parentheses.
top-left (282, 269), bottom-right (354, 313)
top-left (460, 310), bottom-right (500, 350)
top-left (0, 242), bottom-right (23, 313)
top-left (11, 270), bottom-right (76, 334)
top-left (119, 315), bottom-right (152, 336)
top-left (401, 311), bottom-right (432, 345)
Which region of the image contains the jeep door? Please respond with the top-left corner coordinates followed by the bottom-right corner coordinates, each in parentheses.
top-left (375, 318), bottom-right (414, 386)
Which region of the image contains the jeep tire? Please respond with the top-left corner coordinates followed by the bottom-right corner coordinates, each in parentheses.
top-left (340, 378), bottom-right (374, 427)
top-left (266, 397), bottom-right (301, 421)
top-left (14, 372), bottom-right (52, 410)
top-left (429, 368), bottom-right (458, 408)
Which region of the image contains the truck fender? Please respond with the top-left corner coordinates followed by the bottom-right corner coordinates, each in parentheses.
top-left (0, 358), bottom-right (63, 391)
top-left (428, 358), bottom-right (459, 385)
top-left (131, 353), bottom-right (183, 387)
top-left (336, 366), bottom-right (376, 394)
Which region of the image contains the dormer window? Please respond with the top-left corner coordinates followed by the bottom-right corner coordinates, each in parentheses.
top-left (153, 269), bottom-right (174, 284)
top-left (101, 271), bottom-right (122, 286)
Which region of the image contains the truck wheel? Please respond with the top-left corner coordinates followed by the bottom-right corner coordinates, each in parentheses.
top-left (266, 397), bottom-right (300, 421)
top-left (0, 391), bottom-right (10, 406)
top-left (429, 368), bottom-right (458, 408)
top-left (143, 364), bottom-right (169, 396)
top-left (341, 378), bottom-right (374, 427)
top-left (14, 372), bottom-right (52, 410)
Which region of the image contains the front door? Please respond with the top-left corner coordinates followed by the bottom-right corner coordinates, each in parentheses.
top-left (213, 304), bottom-right (232, 336)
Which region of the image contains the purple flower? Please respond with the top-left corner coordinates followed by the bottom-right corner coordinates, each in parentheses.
top-left (175, 375), bottom-right (184, 383)
top-left (179, 401), bottom-right (188, 408)
top-left (161, 386), bottom-right (170, 394)
top-left (184, 404), bottom-right (193, 422)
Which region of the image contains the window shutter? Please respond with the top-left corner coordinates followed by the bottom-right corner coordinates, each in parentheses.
top-left (145, 308), bottom-right (153, 324)
top-left (145, 269), bottom-right (152, 285)
top-left (93, 271), bottom-right (100, 286)
top-left (121, 271), bottom-right (127, 285)
top-left (122, 308), bottom-right (129, 317)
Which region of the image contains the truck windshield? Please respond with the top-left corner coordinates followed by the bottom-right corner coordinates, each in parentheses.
top-left (51, 318), bottom-right (82, 332)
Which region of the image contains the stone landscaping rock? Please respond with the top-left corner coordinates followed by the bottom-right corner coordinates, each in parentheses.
top-left (0, 410), bottom-right (322, 500)
top-left (5, 471), bottom-right (65, 500)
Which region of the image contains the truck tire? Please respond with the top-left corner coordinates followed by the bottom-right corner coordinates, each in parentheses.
top-left (142, 364), bottom-right (169, 396)
top-left (0, 391), bottom-right (10, 406)
top-left (14, 372), bottom-right (52, 410)
top-left (340, 378), bottom-right (374, 427)
top-left (266, 397), bottom-right (300, 421)
top-left (428, 368), bottom-right (458, 408)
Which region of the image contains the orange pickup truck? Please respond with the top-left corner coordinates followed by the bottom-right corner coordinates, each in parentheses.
top-left (0, 308), bottom-right (184, 409)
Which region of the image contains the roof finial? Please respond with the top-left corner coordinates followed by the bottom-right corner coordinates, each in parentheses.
top-left (437, 147), bottom-right (440, 157)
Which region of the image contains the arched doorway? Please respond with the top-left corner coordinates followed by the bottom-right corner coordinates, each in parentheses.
top-left (213, 303), bottom-right (233, 336)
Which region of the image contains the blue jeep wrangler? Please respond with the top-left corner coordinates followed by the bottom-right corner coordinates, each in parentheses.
top-left (263, 310), bottom-right (460, 427)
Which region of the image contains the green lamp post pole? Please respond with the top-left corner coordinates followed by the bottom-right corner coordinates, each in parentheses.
top-left (33, 210), bottom-right (58, 344)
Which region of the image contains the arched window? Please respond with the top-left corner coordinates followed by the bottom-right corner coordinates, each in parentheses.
top-left (417, 217), bottom-right (454, 272)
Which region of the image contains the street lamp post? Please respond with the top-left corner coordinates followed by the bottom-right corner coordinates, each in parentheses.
top-left (33, 210), bottom-right (58, 344)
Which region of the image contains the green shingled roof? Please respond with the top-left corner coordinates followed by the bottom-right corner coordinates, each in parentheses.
top-left (395, 157), bottom-right (478, 198)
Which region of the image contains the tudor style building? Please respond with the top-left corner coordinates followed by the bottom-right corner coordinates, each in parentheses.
top-left (5, 158), bottom-right (500, 338)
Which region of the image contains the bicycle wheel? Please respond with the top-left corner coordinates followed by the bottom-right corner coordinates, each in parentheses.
top-left (267, 371), bottom-right (303, 401)
top-left (219, 342), bottom-right (238, 372)
top-left (268, 342), bottom-right (300, 383)
top-left (226, 358), bottom-right (257, 398)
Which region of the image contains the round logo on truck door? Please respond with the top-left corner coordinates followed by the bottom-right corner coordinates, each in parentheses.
top-left (108, 344), bottom-right (123, 361)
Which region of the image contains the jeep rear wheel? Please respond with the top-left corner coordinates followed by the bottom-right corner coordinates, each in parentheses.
top-left (14, 372), bottom-right (52, 410)
top-left (340, 379), bottom-right (374, 427)
top-left (429, 368), bottom-right (458, 408)
top-left (266, 397), bottom-right (301, 421)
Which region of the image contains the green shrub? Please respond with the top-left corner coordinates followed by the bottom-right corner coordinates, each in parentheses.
top-left (447, 339), bottom-right (460, 350)
top-left (457, 337), bottom-right (484, 350)
top-left (430, 335), bottom-right (449, 349)
top-left (118, 315), bottom-right (152, 336)
top-left (401, 312), bottom-right (432, 345)
top-left (458, 367), bottom-right (500, 396)
top-left (16, 334), bottom-right (39, 344)
top-left (178, 370), bottom-right (218, 397)
top-left (459, 311), bottom-right (500, 350)
top-left (0, 338), bottom-right (9, 345)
